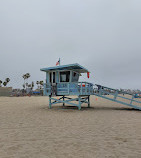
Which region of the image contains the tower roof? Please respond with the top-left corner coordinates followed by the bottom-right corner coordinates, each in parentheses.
top-left (40, 63), bottom-right (89, 73)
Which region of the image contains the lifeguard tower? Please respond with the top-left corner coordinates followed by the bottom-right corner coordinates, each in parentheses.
top-left (41, 63), bottom-right (141, 111)
top-left (40, 63), bottom-right (93, 110)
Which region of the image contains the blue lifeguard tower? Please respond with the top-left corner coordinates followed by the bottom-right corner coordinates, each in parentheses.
top-left (40, 63), bottom-right (93, 110)
top-left (41, 63), bottom-right (141, 111)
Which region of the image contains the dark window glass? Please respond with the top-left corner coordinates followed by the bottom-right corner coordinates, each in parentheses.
top-left (53, 72), bottom-right (55, 83)
top-left (72, 72), bottom-right (79, 82)
top-left (60, 71), bottom-right (70, 82)
top-left (49, 73), bottom-right (52, 83)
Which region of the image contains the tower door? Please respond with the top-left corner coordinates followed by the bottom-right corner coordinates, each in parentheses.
top-left (50, 72), bottom-right (56, 96)
top-left (49, 72), bottom-right (56, 84)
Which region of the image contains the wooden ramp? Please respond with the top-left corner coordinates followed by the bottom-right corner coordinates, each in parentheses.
top-left (93, 85), bottom-right (141, 110)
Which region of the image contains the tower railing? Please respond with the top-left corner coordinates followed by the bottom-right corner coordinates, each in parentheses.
top-left (43, 82), bottom-right (93, 96)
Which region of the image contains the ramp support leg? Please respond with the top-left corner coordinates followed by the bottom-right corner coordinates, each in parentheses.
top-left (78, 96), bottom-right (81, 110)
top-left (49, 95), bottom-right (52, 109)
top-left (63, 96), bottom-right (65, 106)
top-left (88, 96), bottom-right (90, 108)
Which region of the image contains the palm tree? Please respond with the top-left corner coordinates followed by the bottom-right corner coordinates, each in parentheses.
top-left (0, 80), bottom-right (2, 87)
top-left (5, 78), bottom-right (10, 83)
top-left (23, 84), bottom-right (25, 89)
top-left (39, 81), bottom-right (44, 89)
top-left (22, 73), bottom-right (30, 89)
top-left (40, 81), bottom-right (44, 85)
top-left (28, 84), bottom-right (31, 88)
top-left (26, 73), bottom-right (30, 81)
top-left (26, 73), bottom-right (30, 88)
top-left (3, 82), bottom-right (7, 87)
top-left (36, 81), bottom-right (39, 89)
top-left (31, 81), bottom-right (34, 90)
top-left (22, 74), bottom-right (27, 89)
top-left (26, 83), bottom-right (28, 87)
top-left (5, 78), bottom-right (10, 87)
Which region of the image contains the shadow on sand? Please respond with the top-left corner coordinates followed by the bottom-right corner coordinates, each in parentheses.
top-left (39, 105), bottom-right (140, 112)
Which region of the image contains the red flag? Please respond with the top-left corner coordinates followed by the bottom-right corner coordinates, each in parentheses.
top-left (56, 58), bottom-right (60, 66)
top-left (87, 72), bottom-right (90, 78)
top-left (56, 61), bottom-right (59, 66)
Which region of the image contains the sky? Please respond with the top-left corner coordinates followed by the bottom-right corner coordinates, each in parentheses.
top-left (0, 0), bottom-right (141, 90)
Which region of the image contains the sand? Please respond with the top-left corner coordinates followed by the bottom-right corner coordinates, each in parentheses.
top-left (0, 96), bottom-right (141, 158)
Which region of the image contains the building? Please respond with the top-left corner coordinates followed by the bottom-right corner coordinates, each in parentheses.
top-left (0, 87), bottom-right (12, 96)
top-left (41, 63), bottom-right (93, 109)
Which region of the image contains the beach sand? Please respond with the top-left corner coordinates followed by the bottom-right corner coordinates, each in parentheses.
top-left (0, 96), bottom-right (141, 158)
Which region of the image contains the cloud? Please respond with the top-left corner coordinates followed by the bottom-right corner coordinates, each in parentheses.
top-left (0, 0), bottom-right (141, 89)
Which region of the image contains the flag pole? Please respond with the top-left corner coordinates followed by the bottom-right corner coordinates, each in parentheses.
top-left (59, 58), bottom-right (60, 65)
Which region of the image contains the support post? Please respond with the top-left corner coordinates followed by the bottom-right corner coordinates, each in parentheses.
top-left (48, 95), bottom-right (91, 110)
top-left (114, 91), bottom-right (118, 100)
top-left (81, 83), bottom-right (82, 95)
top-left (78, 96), bottom-right (81, 110)
top-left (63, 96), bottom-right (65, 106)
top-left (130, 95), bottom-right (134, 105)
top-left (88, 96), bottom-right (90, 108)
top-left (49, 95), bottom-right (51, 108)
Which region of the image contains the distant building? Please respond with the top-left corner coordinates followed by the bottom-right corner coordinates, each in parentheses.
top-left (0, 87), bottom-right (12, 96)
top-left (26, 87), bottom-right (32, 94)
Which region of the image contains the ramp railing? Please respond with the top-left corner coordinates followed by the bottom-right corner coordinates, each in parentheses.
top-left (93, 84), bottom-right (141, 110)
